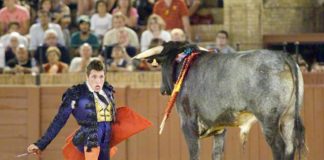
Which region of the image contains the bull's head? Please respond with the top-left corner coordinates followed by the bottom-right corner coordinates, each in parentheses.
top-left (133, 41), bottom-right (206, 95)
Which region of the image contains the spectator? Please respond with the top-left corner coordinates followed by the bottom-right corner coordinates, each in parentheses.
top-left (0, 22), bottom-right (28, 48)
top-left (43, 46), bottom-right (69, 74)
top-left (103, 28), bottom-right (137, 60)
top-left (4, 32), bottom-right (22, 64)
top-left (140, 14), bottom-right (171, 52)
top-left (40, 0), bottom-right (71, 46)
top-left (107, 0), bottom-right (118, 12)
top-left (70, 15), bottom-right (100, 54)
top-left (51, 0), bottom-right (71, 25)
top-left (311, 62), bottom-right (324, 72)
top-left (308, 55), bottom-right (324, 72)
top-left (0, 0), bottom-right (30, 35)
top-left (4, 44), bottom-right (33, 74)
top-left (52, 0), bottom-right (71, 47)
top-left (170, 28), bottom-right (186, 42)
top-left (35, 29), bottom-right (70, 65)
top-left (214, 30), bottom-right (235, 54)
top-left (136, 0), bottom-right (154, 25)
top-left (112, 0), bottom-right (139, 28)
top-left (25, 0), bottom-right (38, 23)
top-left (116, 28), bottom-right (136, 49)
top-left (36, 0), bottom-right (52, 23)
top-left (40, 0), bottom-right (52, 13)
top-left (102, 28), bottom-right (137, 69)
top-left (108, 45), bottom-right (133, 71)
top-left (77, 0), bottom-right (95, 16)
top-left (103, 12), bottom-right (139, 49)
top-left (69, 43), bottom-right (97, 72)
top-left (90, 0), bottom-right (113, 40)
top-left (153, 0), bottom-right (191, 41)
top-left (29, 10), bottom-right (65, 53)
top-left (170, 28), bottom-right (189, 63)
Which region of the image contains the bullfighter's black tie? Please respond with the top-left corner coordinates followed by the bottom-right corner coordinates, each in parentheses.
top-left (95, 92), bottom-right (109, 106)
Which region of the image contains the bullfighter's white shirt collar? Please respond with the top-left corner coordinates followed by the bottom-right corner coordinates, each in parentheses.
top-left (86, 81), bottom-right (106, 96)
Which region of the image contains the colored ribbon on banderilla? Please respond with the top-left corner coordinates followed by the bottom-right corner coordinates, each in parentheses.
top-left (159, 52), bottom-right (199, 135)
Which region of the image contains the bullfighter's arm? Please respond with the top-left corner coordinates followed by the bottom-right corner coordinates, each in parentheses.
top-left (33, 88), bottom-right (75, 150)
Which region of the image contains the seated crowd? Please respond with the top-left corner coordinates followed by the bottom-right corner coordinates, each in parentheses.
top-left (0, 0), bottom-right (201, 74)
top-left (0, 0), bottom-right (320, 74)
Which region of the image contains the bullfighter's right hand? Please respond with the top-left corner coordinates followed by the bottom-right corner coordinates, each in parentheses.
top-left (27, 144), bottom-right (41, 155)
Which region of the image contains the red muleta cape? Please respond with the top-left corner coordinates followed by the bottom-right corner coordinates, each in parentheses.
top-left (62, 106), bottom-right (152, 160)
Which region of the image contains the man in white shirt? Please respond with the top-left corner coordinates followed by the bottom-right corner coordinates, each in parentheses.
top-left (29, 10), bottom-right (65, 53)
top-left (103, 12), bottom-right (139, 49)
top-left (213, 30), bottom-right (236, 54)
top-left (69, 43), bottom-right (98, 72)
top-left (170, 28), bottom-right (186, 42)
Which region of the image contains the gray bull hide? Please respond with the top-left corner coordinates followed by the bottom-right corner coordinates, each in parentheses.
top-left (134, 42), bottom-right (306, 160)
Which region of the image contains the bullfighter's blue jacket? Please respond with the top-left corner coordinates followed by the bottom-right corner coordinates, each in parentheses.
top-left (34, 82), bottom-right (116, 154)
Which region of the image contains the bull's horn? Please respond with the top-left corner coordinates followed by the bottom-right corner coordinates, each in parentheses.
top-left (199, 46), bottom-right (209, 51)
top-left (132, 46), bottom-right (164, 59)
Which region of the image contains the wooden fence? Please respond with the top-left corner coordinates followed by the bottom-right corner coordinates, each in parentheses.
top-left (0, 72), bottom-right (323, 160)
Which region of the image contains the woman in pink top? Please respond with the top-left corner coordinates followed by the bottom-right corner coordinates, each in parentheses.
top-left (0, 0), bottom-right (30, 35)
top-left (112, 0), bottom-right (138, 28)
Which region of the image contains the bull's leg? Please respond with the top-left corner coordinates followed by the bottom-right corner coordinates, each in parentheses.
top-left (279, 115), bottom-right (295, 160)
top-left (181, 120), bottom-right (200, 160)
top-left (279, 113), bottom-right (306, 160)
top-left (212, 129), bottom-right (226, 160)
top-left (260, 118), bottom-right (286, 160)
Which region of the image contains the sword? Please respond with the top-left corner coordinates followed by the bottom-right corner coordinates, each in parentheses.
top-left (16, 152), bottom-right (31, 158)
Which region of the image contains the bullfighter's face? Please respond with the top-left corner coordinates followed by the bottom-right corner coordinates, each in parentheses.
top-left (87, 70), bottom-right (105, 92)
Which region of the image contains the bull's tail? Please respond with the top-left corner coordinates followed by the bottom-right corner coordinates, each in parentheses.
top-left (279, 55), bottom-right (306, 159)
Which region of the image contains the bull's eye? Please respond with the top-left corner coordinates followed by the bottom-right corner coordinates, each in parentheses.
top-left (151, 59), bottom-right (159, 67)
top-left (148, 58), bottom-right (161, 65)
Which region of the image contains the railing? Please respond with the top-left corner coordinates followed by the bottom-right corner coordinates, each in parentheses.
top-left (263, 33), bottom-right (324, 54)
top-left (0, 72), bottom-right (323, 86)
top-left (0, 72), bottom-right (162, 88)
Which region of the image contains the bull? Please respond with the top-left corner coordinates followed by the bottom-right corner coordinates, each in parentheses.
top-left (133, 42), bottom-right (306, 160)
